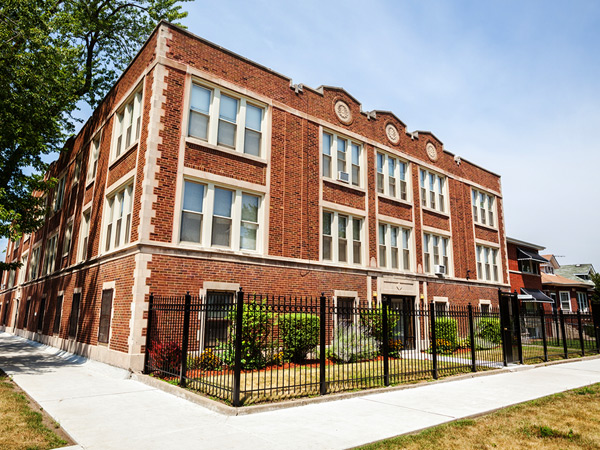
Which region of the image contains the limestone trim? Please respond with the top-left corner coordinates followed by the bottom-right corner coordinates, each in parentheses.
top-left (128, 252), bottom-right (152, 371)
top-left (321, 200), bottom-right (366, 217)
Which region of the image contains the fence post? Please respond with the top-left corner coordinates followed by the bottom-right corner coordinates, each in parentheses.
top-left (593, 302), bottom-right (600, 354)
top-left (539, 304), bottom-right (548, 362)
top-left (499, 289), bottom-right (508, 367)
top-left (179, 292), bottom-right (191, 388)
top-left (559, 308), bottom-right (568, 359)
top-left (381, 296), bottom-right (390, 386)
top-left (143, 293), bottom-right (154, 374)
top-left (430, 302), bottom-right (438, 380)
top-left (319, 293), bottom-right (327, 396)
top-left (577, 309), bottom-right (585, 357)
top-left (468, 304), bottom-right (476, 372)
top-left (232, 288), bottom-right (244, 407)
top-left (513, 292), bottom-right (524, 365)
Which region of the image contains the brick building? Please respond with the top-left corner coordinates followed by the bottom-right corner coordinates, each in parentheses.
top-left (0, 22), bottom-right (509, 370)
top-left (541, 256), bottom-right (593, 313)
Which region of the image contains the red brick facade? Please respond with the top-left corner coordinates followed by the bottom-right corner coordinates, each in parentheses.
top-left (0, 22), bottom-right (509, 370)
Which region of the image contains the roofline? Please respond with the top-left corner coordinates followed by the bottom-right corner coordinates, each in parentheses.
top-left (506, 237), bottom-right (546, 251)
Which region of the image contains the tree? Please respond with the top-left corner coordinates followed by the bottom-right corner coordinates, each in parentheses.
top-left (0, 0), bottom-right (190, 271)
top-left (591, 272), bottom-right (600, 305)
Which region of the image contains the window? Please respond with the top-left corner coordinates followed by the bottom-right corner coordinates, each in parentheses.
top-left (53, 295), bottom-right (63, 335)
top-left (62, 221), bottom-right (73, 258)
top-left (322, 211), bottom-right (363, 265)
top-left (104, 183), bottom-right (133, 252)
top-left (188, 82), bottom-right (265, 157)
top-left (7, 266), bottom-right (16, 289)
top-left (376, 153), bottom-right (408, 200)
top-left (480, 303), bottom-right (491, 315)
top-left (419, 169), bottom-right (446, 213)
top-left (73, 153), bottom-right (82, 184)
top-left (23, 299), bottom-right (31, 329)
top-left (424, 233), bottom-right (450, 275)
top-left (476, 245), bottom-right (499, 282)
top-left (434, 299), bottom-right (448, 315)
top-left (114, 91), bottom-right (142, 159)
top-left (549, 292), bottom-right (558, 312)
top-left (559, 291), bottom-right (571, 312)
top-left (17, 253), bottom-right (28, 285)
top-left (52, 176), bottom-right (66, 212)
top-left (180, 180), bottom-right (262, 252)
top-left (98, 289), bottom-right (114, 344)
top-left (518, 259), bottom-right (539, 275)
top-left (37, 297), bottom-right (46, 332)
top-left (542, 264), bottom-right (554, 274)
top-left (577, 292), bottom-right (588, 313)
top-left (322, 131), bottom-right (361, 186)
top-left (472, 189), bottom-right (496, 227)
top-left (378, 223), bottom-right (411, 271)
top-left (68, 292), bottom-right (81, 339)
top-left (336, 298), bottom-right (355, 328)
top-left (28, 245), bottom-right (41, 281)
top-left (86, 135), bottom-right (100, 183)
top-left (79, 209), bottom-right (91, 261)
top-left (42, 234), bottom-right (58, 276)
top-left (204, 291), bottom-right (233, 348)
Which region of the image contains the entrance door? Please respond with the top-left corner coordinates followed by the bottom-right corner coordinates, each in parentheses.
top-left (388, 296), bottom-right (415, 350)
top-left (499, 291), bottom-right (521, 364)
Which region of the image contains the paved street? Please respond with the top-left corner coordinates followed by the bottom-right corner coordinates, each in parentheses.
top-left (2, 331), bottom-right (600, 449)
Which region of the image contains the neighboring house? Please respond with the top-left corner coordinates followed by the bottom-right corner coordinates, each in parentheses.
top-left (0, 22), bottom-right (509, 371)
top-left (506, 237), bottom-right (553, 312)
top-left (541, 256), bottom-right (594, 313)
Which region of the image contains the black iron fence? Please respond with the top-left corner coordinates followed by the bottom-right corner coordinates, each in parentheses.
top-left (144, 290), bottom-right (515, 406)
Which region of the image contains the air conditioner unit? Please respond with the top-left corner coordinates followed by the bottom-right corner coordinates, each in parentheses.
top-left (434, 265), bottom-right (446, 275)
top-left (337, 171), bottom-right (350, 183)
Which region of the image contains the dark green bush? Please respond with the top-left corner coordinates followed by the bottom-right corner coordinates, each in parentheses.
top-left (476, 317), bottom-right (501, 345)
top-left (434, 317), bottom-right (458, 346)
top-left (359, 306), bottom-right (400, 351)
top-left (278, 313), bottom-right (319, 363)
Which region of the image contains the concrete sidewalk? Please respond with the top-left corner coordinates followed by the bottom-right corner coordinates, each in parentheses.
top-left (2, 332), bottom-right (600, 450)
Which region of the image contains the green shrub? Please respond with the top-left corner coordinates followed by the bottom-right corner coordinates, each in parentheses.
top-left (434, 317), bottom-right (458, 345)
top-left (328, 325), bottom-right (379, 363)
top-left (388, 338), bottom-right (404, 358)
top-left (476, 317), bottom-right (501, 345)
top-left (279, 313), bottom-right (319, 363)
top-left (429, 338), bottom-right (455, 355)
top-left (189, 349), bottom-right (221, 371)
top-left (359, 306), bottom-right (399, 351)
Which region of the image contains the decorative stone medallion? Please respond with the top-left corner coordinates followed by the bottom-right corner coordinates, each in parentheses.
top-left (426, 142), bottom-right (438, 162)
top-left (385, 123), bottom-right (400, 145)
top-left (334, 100), bottom-right (352, 124)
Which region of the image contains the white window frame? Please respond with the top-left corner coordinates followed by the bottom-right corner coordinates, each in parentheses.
top-left (479, 299), bottom-right (492, 314)
top-left (62, 220), bottom-right (74, 258)
top-left (78, 208), bottom-right (91, 262)
top-left (376, 152), bottom-right (409, 201)
top-left (86, 133), bottom-right (101, 184)
top-left (28, 245), bottom-right (41, 281)
top-left (112, 89), bottom-right (143, 162)
top-left (472, 188), bottom-right (496, 228)
top-left (18, 252), bottom-right (28, 286)
top-left (576, 291), bottom-right (588, 313)
top-left (475, 244), bottom-right (500, 282)
top-left (321, 210), bottom-right (364, 265)
top-left (559, 291), bottom-right (571, 312)
top-left (433, 296), bottom-right (449, 314)
top-left (179, 179), bottom-right (264, 254)
top-left (52, 175), bottom-right (66, 212)
top-left (187, 80), bottom-right (267, 158)
top-left (423, 232), bottom-right (451, 275)
top-left (378, 222), bottom-right (412, 271)
top-left (333, 291), bottom-right (359, 330)
top-left (42, 233), bottom-right (58, 276)
top-left (322, 130), bottom-right (362, 187)
top-left (419, 168), bottom-right (447, 213)
top-left (73, 152), bottom-right (82, 185)
top-left (103, 182), bottom-right (134, 253)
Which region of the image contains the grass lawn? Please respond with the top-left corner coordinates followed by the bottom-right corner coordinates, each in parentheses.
top-left (0, 369), bottom-right (71, 450)
top-left (357, 383), bottom-right (600, 450)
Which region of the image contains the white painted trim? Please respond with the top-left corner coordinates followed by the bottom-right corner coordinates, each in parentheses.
top-left (321, 200), bottom-right (366, 217)
top-left (376, 214), bottom-right (414, 229)
top-left (182, 168), bottom-right (268, 193)
top-left (105, 170), bottom-right (136, 195)
top-left (421, 225), bottom-right (452, 236)
top-left (474, 237), bottom-right (501, 248)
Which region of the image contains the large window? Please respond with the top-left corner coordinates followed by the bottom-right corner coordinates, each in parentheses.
top-left (419, 169), bottom-right (446, 213)
top-left (476, 244), bottom-right (499, 282)
top-left (113, 90), bottom-right (143, 159)
top-left (53, 294), bottom-right (63, 335)
top-left (180, 180), bottom-right (262, 252)
top-left (98, 289), bottom-right (114, 344)
top-left (28, 246), bottom-right (41, 281)
top-left (518, 259), bottom-right (539, 275)
top-left (104, 183), bottom-right (133, 252)
top-left (322, 131), bottom-right (361, 186)
top-left (472, 189), bottom-right (496, 227)
top-left (378, 223), bottom-right (411, 271)
top-left (52, 176), bottom-right (66, 212)
top-left (86, 135), bottom-right (100, 183)
top-left (559, 291), bottom-right (571, 312)
top-left (376, 153), bottom-right (408, 201)
top-left (17, 253), bottom-right (28, 285)
top-left (577, 292), bottom-right (589, 313)
top-left (62, 221), bottom-right (73, 260)
top-left (423, 233), bottom-right (450, 275)
top-left (188, 83), bottom-right (265, 157)
top-left (322, 211), bottom-right (363, 265)
top-left (42, 234), bottom-right (58, 276)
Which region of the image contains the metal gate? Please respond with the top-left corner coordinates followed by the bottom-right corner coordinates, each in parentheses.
top-left (499, 290), bottom-right (523, 364)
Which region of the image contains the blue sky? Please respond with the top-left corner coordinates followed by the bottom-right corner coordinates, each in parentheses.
top-left (3, 0), bottom-right (599, 270)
